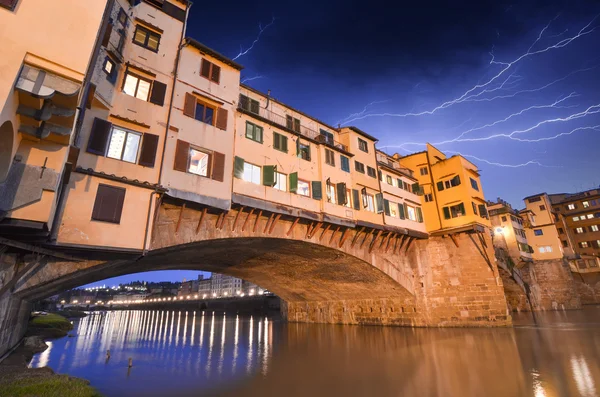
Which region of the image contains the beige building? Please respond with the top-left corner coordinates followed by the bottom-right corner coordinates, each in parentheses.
top-left (520, 193), bottom-right (564, 260)
top-left (487, 198), bottom-right (532, 264)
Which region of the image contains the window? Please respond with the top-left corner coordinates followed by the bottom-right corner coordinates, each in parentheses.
top-left (367, 166), bottom-right (377, 178)
top-left (123, 72), bottom-right (151, 101)
top-left (106, 127), bottom-right (141, 163)
top-left (539, 246), bottom-right (553, 253)
top-left (528, 197), bottom-right (542, 203)
top-left (103, 57), bottom-right (115, 77)
top-left (562, 240), bottom-right (569, 247)
top-left (406, 205), bottom-right (417, 221)
top-left (403, 181), bottom-right (411, 192)
top-left (583, 201), bottom-right (590, 208)
top-left (587, 214), bottom-right (595, 219)
top-left (591, 225), bottom-right (599, 232)
top-left (340, 156), bottom-right (350, 172)
top-left (592, 200), bottom-right (597, 206)
top-left (326, 182), bottom-right (336, 204)
top-left (355, 161), bottom-right (365, 173)
top-left (195, 101), bottom-right (215, 125)
top-left (540, 205), bottom-right (546, 211)
top-left (534, 229), bottom-right (543, 236)
top-left (274, 172), bottom-right (287, 192)
top-left (442, 203), bottom-right (466, 219)
top-left (580, 242), bottom-right (589, 248)
top-left (325, 149), bottom-right (335, 166)
top-left (501, 216), bottom-right (507, 222)
top-left (320, 129), bottom-right (334, 145)
top-left (419, 167), bottom-right (428, 176)
top-left (296, 180), bottom-right (310, 197)
top-left (575, 227), bottom-right (584, 234)
top-left (472, 202), bottom-right (478, 215)
top-left (133, 25), bottom-right (161, 52)
top-left (573, 216), bottom-right (580, 221)
top-left (558, 227), bottom-right (564, 234)
top-left (117, 8), bottom-right (127, 25)
top-left (243, 162), bottom-right (261, 184)
top-left (91, 184), bottom-right (126, 224)
top-left (344, 189), bottom-right (352, 208)
top-left (239, 94), bottom-right (260, 114)
top-left (365, 194), bottom-right (375, 212)
top-left (188, 148), bottom-right (210, 176)
top-left (358, 138), bottom-right (368, 152)
top-left (297, 140), bottom-right (311, 161)
top-left (470, 177), bottom-right (479, 191)
top-left (200, 59), bottom-right (220, 83)
top-left (286, 115), bottom-right (300, 132)
top-left (245, 121), bottom-right (263, 143)
top-left (424, 193), bottom-right (433, 202)
top-left (0, 0), bottom-right (19, 11)
top-left (273, 132), bottom-right (287, 153)
top-left (567, 203), bottom-right (576, 210)
top-left (450, 175), bottom-right (461, 187)
top-left (386, 175), bottom-right (393, 185)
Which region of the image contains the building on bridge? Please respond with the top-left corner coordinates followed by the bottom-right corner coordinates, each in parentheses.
top-left (520, 193), bottom-right (564, 261)
top-left (487, 198), bottom-right (533, 266)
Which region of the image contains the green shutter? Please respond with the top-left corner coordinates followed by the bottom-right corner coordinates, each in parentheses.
top-left (263, 165), bottom-right (276, 186)
top-left (312, 181), bottom-right (322, 200)
top-left (398, 203), bottom-right (405, 219)
top-left (443, 206), bottom-right (450, 219)
top-left (437, 181), bottom-right (444, 191)
top-left (412, 183), bottom-right (420, 194)
top-left (336, 182), bottom-right (347, 205)
top-left (416, 207), bottom-right (423, 223)
top-left (375, 193), bottom-right (384, 214)
top-left (289, 172), bottom-right (298, 193)
top-left (234, 156), bottom-right (245, 179)
top-left (352, 189), bottom-right (360, 210)
top-left (282, 135), bottom-right (288, 152)
top-left (384, 199), bottom-right (390, 216)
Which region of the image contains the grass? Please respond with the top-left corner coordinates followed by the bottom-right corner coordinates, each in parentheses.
top-left (0, 375), bottom-right (102, 397)
top-left (52, 310), bottom-right (87, 318)
top-left (27, 313), bottom-right (73, 338)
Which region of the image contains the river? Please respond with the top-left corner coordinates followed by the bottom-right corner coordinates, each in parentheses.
top-left (29, 307), bottom-right (600, 397)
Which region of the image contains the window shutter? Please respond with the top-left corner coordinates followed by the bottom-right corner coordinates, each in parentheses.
top-left (149, 80), bottom-right (167, 106)
top-left (384, 199), bottom-right (391, 216)
top-left (452, 175), bottom-right (461, 186)
top-left (138, 133), bottom-right (159, 167)
top-left (478, 204), bottom-right (488, 218)
top-left (233, 156), bottom-right (245, 179)
top-left (173, 139), bottom-right (190, 172)
top-left (375, 193), bottom-right (384, 214)
top-left (289, 172), bottom-right (298, 193)
top-left (459, 202), bottom-right (466, 215)
top-left (250, 99), bottom-right (259, 114)
top-left (412, 183), bottom-right (420, 194)
top-left (85, 84), bottom-right (96, 109)
top-left (183, 93), bottom-right (196, 118)
top-left (398, 203), bottom-right (405, 219)
top-left (282, 135), bottom-right (288, 152)
top-left (336, 182), bottom-right (347, 205)
top-left (211, 64), bottom-right (221, 83)
top-left (312, 181), bottom-right (322, 200)
top-left (263, 165), bottom-right (276, 187)
top-left (352, 189), bottom-right (360, 210)
top-left (92, 184), bottom-right (126, 224)
top-left (416, 207), bottom-right (423, 223)
top-left (443, 207), bottom-right (451, 219)
top-left (102, 23), bottom-right (113, 47)
top-left (437, 181), bottom-right (444, 191)
top-left (86, 118), bottom-right (112, 155)
top-left (211, 152), bottom-right (225, 182)
top-left (200, 59), bottom-right (211, 78)
top-left (216, 108), bottom-right (228, 130)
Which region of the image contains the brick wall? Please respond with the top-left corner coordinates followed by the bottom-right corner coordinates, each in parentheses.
top-left (520, 259), bottom-right (581, 310)
top-left (572, 272), bottom-right (600, 304)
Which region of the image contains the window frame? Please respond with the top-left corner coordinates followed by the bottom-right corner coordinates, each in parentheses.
top-left (297, 179), bottom-right (311, 197)
top-left (132, 25), bottom-right (161, 53)
top-left (420, 167), bottom-right (428, 176)
top-left (200, 58), bottom-right (221, 84)
top-left (274, 171), bottom-right (287, 192)
top-left (122, 71), bottom-right (152, 101)
top-left (366, 166), bottom-right (377, 178)
top-left (355, 161), bottom-right (365, 173)
top-left (273, 132), bottom-right (288, 153)
top-left (102, 57), bottom-right (116, 78)
top-left (357, 138), bottom-right (368, 153)
top-left (340, 155), bottom-right (350, 172)
top-left (470, 177), bottom-right (479, 191)
top-left (386, 175), bottom-right (393, 185)
top-left (106, 126), bottom-right (142, 163)
top-left (187, 146), bottom-right (212, 177)
top-left (534, 229), bottom-right (543, 236)
top-left (245, 121), bottom-right (263, 143)
top-left (242, 161), bottom-right (261, 185)
top-left (325, 149), bottom-right (335, 166)
top-left (297, 140), bottom-right (311, 161)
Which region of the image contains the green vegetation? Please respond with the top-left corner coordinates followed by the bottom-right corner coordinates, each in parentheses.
top-left (0, 375), bottom-right (102, 397)
top-left (27, 313), bottom-right (73, 339)
top-left (53, 310), bottom-right (87, 318)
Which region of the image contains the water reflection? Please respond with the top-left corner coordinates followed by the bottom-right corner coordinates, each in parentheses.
top-left (29, 308), bottom-right (600, 397)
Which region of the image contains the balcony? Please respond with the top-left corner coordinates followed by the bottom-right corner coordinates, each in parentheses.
top-left (376, 152), bottom-right (414, 177)
top-left (238, 102), bottom-right (348, 152)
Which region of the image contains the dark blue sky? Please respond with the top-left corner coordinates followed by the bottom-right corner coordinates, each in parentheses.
top-left (90, 0), bottom-right (600, 286)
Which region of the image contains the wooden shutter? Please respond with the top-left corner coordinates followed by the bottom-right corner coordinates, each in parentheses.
top-left (138, 133), bottom-right (159, 167)
top-left (293, 118), bottom-right (300, 132)
top-left (200, 59), bottom-right (211, 78)
top-left (384, 199), bottom-right (390, 216)
top-left (91, 184), bottom-right (126, 224)
top-left (452, 175), bottom-right (461, 187)
top-left (85, 84), bottom-right (96, 109)
top-left (173, 139), bottom-right (190, 172)
top-left (352, 189), bottom-right (360, 210)
top-left (336, 182), bottom-right (347, 205)
top-left (289, 172), bottom-right (298, 193)
top-left (216, 108), bottom-right (228, 130)
top-left (250, 99), bottom-right (259, 114)
top-left (149, 81), bottom-right (167, 106)
top-left (102, 23), bottom-right (113, 47)
top-left (312, 181), bottom-right (322, 200)
top-left (478, 204), bottom-right (488, 218)
top-left (398, 203), bottom-right (405, 219)
top-left (375, 193), bottom-right (384, 214)
top-left (183, 93), bottom-right (196, 118)
top-left (233, 156), bottom-right (245, 179)
top-left (443, 206), bottom-right (451, 219)
top-left (263, 165), bottom-right (276, 187)
top-left (211, 152), bottom-right (225, 182)
top-left (459, 203), bottom-right (466, 215)
top-left (416, 207), bottom-right (424, 223)
top-left (87, 118), bottom-right (112, 155)
top-left (211, 64), bottom-right (221, 83)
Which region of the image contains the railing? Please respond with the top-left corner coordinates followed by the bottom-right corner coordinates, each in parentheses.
top-left (238, 102), bottom-right (348, 152)
top-left (376, 152), bottom-right (414, 177)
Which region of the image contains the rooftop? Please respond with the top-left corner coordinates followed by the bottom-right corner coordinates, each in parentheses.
top-left (184, 38), bottom-right (244, 70)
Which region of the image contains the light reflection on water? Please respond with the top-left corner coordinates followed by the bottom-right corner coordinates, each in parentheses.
top-left (29, 307), bottom-right (600, 397)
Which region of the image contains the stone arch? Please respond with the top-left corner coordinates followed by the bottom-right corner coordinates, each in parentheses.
top-left (0, 120), bottom-right (14, 182)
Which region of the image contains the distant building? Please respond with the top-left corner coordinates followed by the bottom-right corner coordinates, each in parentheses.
top-left (112, 293), bottom-right (148, 304)
top-left (487, 198), bottom-right (533, 264)
top-left (520, 193), bottom-right (564, 260)
top-left (177, 278), bottom-right (199, 298)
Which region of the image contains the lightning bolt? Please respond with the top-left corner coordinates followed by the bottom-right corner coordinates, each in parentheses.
top-left (339, 15), bottom-right (599, 125)
top-left (444, 151), bottom-right (560, 168)
top-left (336, 100), bottom-right (389, 126)
top-left (241, 75), bottom-right (264, 84)
top-left (232, 17), bottom-right (276, 61)
top-left (510, 124), bottom-right (600, 142)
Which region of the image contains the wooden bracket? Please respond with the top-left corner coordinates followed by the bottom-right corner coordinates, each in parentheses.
top-left (379, 232), bottom-right (389, 250)
top-left (241, 208), bottom-right (255, 232)
top-left (392, 234), bottom-right (399, 254)
top-left (404, 236), bottom-right (415, 252)
top-left (268, 214), bottom-right (281, 234)
top-left (305, 221), bottom-right (315, 239)
top-left (398, 234), bottom-right (408, 251)
top-left (386, 233), bottom-right (395, 253)
top-left (253, 210), bottom-right (263, 233)
top-left (449, 234), bottom-right (459, 247)
top-left (468, 233), bottom-right (495, 273)
top-left (369, 230), bottom-right (383, 253)
top-left (339, 229), bottom-right (350, 248)
top-left (231, 206), bottom-right (245, 232)
top-left (287, 218), bottom-right (299, 237)
top-left (360, 229), bottom-right (373, 249)
top-left (175, 203), bottom-right (186, 233)
top-left (329, 226), bottom-right (340, 245)
top-left (216, 211), bottom-right (227, 230)
top-left (263, 213), bottom-right (275, 234)
top-left (319, 224), bottom-right (331, 242)
top-left (195, 208), bottom-right (207, 234)
top-left (308, 222), bottom-right (323, 239)
top-left (351, 227), bottom-right (365, 248)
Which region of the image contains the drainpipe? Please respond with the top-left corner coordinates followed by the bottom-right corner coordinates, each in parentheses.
top-left (49, 0), bottom-right (115, 243)
top-left (265, 89), bottom-right (271, 109)
top-left (425, 150), bottom-right (444, 231)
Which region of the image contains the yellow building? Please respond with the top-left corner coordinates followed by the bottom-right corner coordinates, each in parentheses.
top-left (520, 193), bottom-right (564, 260)
top-left (398, 143), bottom-right (490, 233)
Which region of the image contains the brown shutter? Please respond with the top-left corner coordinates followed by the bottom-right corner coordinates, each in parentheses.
top-left (85, 84), bottom-right (96, 109)
top-left (211, 64), bottom-right (221, 83)
top-left (102, 23), bottom-right (113, 47)
top-left (183, 93), bottom-right (196, 118)
top-left (200, 59), bottom-right (211, 78)
top-left (173, 139), bottom-right (190, 172)
top-left (149, 81), bottom-right (167, 106)
top-left (138, 133), bottom-right (159, 167)
top-left (92, 184), bottom-right (126, 224)
top-left (211, 152), bottom-right (225, 182)
top-left (216, 108), bottom-right (228, 130)
top-left (86, 118), bottom-right (112, 155)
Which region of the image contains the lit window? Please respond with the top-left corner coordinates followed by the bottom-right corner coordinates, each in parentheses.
top-left (326, 182), bottom-right (336, 204)
top-left (242, 162), bottom-right (261, 184)
top-left (567, 204), bottom-right (576, 210)
top-left (103, 57), bottom-right (114, 75)
top-left (274, 171), bottom-right (287, 192)
top-left (406, 205), bottom-right (417, 221)
top-left (297, 180), bottom-right (310, 197)
top-left (534, 229), bottom-right (543, 236)
top-left (591, 225), bottom-right (599, 232)
top-left (583, 201), bottom-right (590, 208)
top-left (133, 25), bottom-right (161, 52)
top-left (580, 242), bottom-right (589, 248)
top-left (390, 202), bottom-right (398, 217)
top-left (573, 216), bottom-right (580, 221)
top-left (587, 214), bottom-right (595, 219)
top-left (106, 127), bottom-right (141, 163)
top-left (365, 194), bottom-right (375, 212)
top-left (188, 148), bottom-right (210, 176)
top-left (123, 72), bottom-right (151, 101)
top-left (575, 227), bottom-right (584, 234)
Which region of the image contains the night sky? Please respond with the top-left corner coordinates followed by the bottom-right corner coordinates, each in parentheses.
top-left (88, 0), bottom-right (600, 286)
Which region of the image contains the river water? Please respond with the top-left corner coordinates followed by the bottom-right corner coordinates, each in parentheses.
top-left (29, 307), bottom-right (600, 397)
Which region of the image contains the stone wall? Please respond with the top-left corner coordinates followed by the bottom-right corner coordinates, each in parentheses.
top-left (520, 259), bottom-right (581, 310)
top-left (573, 272), bottom-right (600, 305)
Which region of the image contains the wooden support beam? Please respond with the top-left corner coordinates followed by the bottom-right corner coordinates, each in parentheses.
top-left (386, 233), bottom-right (395, 253)
top-left (308, 222), bottom-right (323, 239)
top-left (398, 234), bottom-right (408, 250)
top-left (216, 211), bottom-right (227, 230)
top-left (369, 230), bottom-right (383, 253)
top-left (479, 231), bottom-right (488, 248)
top-left (195, 208), bottom-right (207, 234)
top-left (449, 234), bottom-right (459, 247)
top-left (339, 228), bottom-right (351, 248)
top-left (319, 224), bottom-right (331, 242)
top-left (392, 234), bottom-right (399, 254)
top-left (175, 203), bottom-right (186, 233)
top-left (351, 227), bottom-right (365, 248)
top-left (253, 210), bottom-right (263, 233)
top-left (360, 229), bottom-right (373, 249)
top-left (404, 236), bottom-right (414, 252)
top-left (378, 232), bottom-right (389, 250)
top-left (329, 226), bottom-right (340, 245)
top-left (241, 208), bottom-right (255, 232)
top-left (305, 221), bottom-right (315, 239)
top-left (263, 213), bottom-right (274, 234)
top-left (231, 207), bottom-right (245, 232)
top-left (468, 233), bottom-right (495, 273)
top-left (287, 218), bottom-right (300, 237)
top-left (268, 214), bottom-right (282, 234)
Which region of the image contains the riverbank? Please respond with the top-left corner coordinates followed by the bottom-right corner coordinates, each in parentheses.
top-left (0, 312), bottom-right (101, 396)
